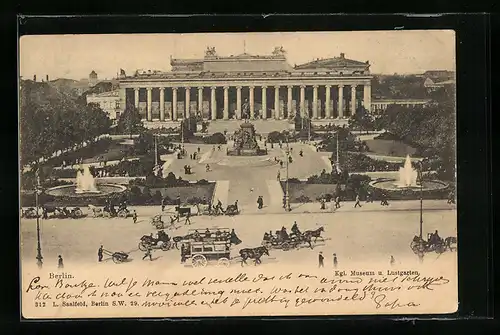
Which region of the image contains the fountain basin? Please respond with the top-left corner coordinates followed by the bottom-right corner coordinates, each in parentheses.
top-left (45, 183), bottom-right (127, 198)
top-left (369, 178), bottom-right (448, 192)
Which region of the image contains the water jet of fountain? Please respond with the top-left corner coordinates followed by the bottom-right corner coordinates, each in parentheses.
top-left (75, 165), bottom-right (100, 194)
top-left (398, 155), bottom-right (418, 187)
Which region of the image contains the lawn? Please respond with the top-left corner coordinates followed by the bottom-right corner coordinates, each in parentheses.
top-left (364, 139), bottom-right (418, 157)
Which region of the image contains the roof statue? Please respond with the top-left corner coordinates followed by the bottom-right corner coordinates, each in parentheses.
top-left (205, 46), bottom-right (217, 57)
top-left (272, 46), bottom-right (286, 57)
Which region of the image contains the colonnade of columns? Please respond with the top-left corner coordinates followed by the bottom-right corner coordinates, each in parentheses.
top-left (127, 83), bottom-right (371, 121)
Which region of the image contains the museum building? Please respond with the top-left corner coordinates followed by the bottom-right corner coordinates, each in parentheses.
top-left (117, 47), bottom-right (373, 122)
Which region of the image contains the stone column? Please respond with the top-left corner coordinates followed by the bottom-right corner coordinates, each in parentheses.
top-left (249, 86), bottom-right (255, 119)
top-left (210, 86), bottom-right (217, 120)
top-left (363, 83), bottom-right (371, 112)
top-left (159, 87), bottom-right (165, 121)
top-left (197, 87), bottom-right (203, 119)
top-left (273, 86), bottom-right (280, 119)
top-left (119, 87), bottom-right (127, 113)
top-left (312, 85), bottom-right (318, 119)
top-left (325, 85), bottom-right (331, 119)
top-left (134, 88), bottom-right (140, 109)
top-left (223, 86), bottom-right (229, 120)
top-left (351, 85), bottom-right (357, 115)
top-left (300, 85), bottom-right (305, 117)
top-left (146, 87), bottom-right (152, 121)
top-left (262, 86), bottom-right (267, 120)
top-left (236, 86), bottom-right (242, 119)
top-left (287, 85), bottom-right (293, 119)
top-left (338, 85), bottom-right (344, 118)
top-left (172, 87), bottom-right (178, 120)
top-left (185, 87), bottom-right (191, 118)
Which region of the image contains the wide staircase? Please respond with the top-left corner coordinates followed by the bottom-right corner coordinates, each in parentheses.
top-left (207, 119), bottom-right (294, 135)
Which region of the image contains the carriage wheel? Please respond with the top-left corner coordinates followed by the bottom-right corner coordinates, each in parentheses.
top-left (112, 255), bottom-right (121, 264)
top-left (138, 242), bottom-right (147, 251)
top-left (281, 242), bottom-right (290, 251)
top-left (192, 254), bottom-right (207, 268)
top-left (74, 209), bottom-right (83, 217)
top-left (161, 241), bottom-right (171, 251)
top-left (435, 243), bottom-right (446, 254)
top-left (217, 258), bottom-right (230, 268)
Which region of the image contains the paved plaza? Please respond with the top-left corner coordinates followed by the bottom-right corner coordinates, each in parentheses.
top-left (166, 142), bottom-right (331, 213)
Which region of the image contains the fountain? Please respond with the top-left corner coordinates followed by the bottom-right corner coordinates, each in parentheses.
top-left (45, 165), bottom-right (127, 199)
top-left (75, 165), bottom-right (100, 193)
top-left (369, 155), bottom-right (448, 194)
top-left (227, 121), bottom-right (267, 156)
top-left (397, 155), bottom-right (419, 188)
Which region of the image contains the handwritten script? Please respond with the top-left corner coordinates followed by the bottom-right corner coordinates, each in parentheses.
top-left (23, 268), bottom-right (453, 317)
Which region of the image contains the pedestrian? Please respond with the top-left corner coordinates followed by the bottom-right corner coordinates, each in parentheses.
top-left (161, 197), bottom-right (166, 212)
top-left (142, 245), bottom-right (153, 261)
top-left (320, 198), bottom-right (326, 210)
top-left (277, 171), bottom-right (281, 181)
top-left (390, 255), bottom-right (395, 266)
top-left (354, 194), bottom-right (362, 208)
top-left (447, 191), bottom-right (455, 204)
top-left (257, 196), bottom-right (264, 209)
top-left (98, 245), bottom-right (103, 262)
top-left (333, 253), bottom-right (338, 268)
top-left (58, 255), bottom-right (64, 269)
top-left (318, 252), bottom-right (324, 268)
top-left (299, 149), bottom-right (303, 157)
top-left (185, 211), bottom-right (192, 225)
top-left (366, 192), bottom-right (373, 203)
top-left (132, 210), bottom-right (137, 223)
top-left (335, 195), bottom-right (341, 209)
top-left (197, 147), bottom-right (201, 153)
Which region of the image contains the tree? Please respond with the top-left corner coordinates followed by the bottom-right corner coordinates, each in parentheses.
top-left (117, 103), bottom-right (143, 138)
top-left (348, 106), bottom-right (375, 134)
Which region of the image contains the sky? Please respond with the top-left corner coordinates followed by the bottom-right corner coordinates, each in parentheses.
top-left (19, 30), bottom-right (456, 81)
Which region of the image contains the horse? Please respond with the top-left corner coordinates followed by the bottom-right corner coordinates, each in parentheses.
top-left (303, 226), bottom-right (325, 243)
top-left (239, 246), bottom-right (269, 266)
top-left (444, 236), bottom-right (457, 251)
top-left (172, 233), bottom-right (195, 249)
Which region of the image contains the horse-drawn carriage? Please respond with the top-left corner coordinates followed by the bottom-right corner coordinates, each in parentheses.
top-left (139, 230), bottom-right (173, 251)
top-left (172, 228), bottom-right (238, 249)
top-left (181, 240), bottom-right (269, 268)
top-left (261, 226), bottom-right (324, 251)
top-left (21, 207), bottom-right (40, 219)
top-left (43, 205), bottom-right (85, 219)
top-left (410, 233), bottom-right (457, 255)
top-left (88, 204), bottom-right (130, 218)
top-left (150, 214), bottom-right (180, 230)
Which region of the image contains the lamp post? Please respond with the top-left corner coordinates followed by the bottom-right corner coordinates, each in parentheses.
top-left (35, 168), bottom-right (43, 268)
top-left (417, 161), bottom-right (424, 263)
top-left (284, 135), bottom-right (291, 212)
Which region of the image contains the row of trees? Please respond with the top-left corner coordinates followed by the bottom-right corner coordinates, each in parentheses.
top-left (20, 80), bottom-right (112, 167)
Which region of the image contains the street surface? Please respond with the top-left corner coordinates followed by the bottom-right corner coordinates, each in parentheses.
top-left (21, 207), bottom-right (457, 270)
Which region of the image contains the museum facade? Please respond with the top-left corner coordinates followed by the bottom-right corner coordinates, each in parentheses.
top-left (117, 47), bottom-right (373, 122)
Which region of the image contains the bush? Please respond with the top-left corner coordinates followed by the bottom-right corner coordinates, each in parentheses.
top-left (186, 196), bottom-right (205, 205)
top-left (267, 131), bottom-right (284, 143)
top-left (316, 193), bottom-right (334, 201)
top-left (203, 132), bottom-right (227, 144)
top-left (196, 179), bottom-right (210, 185)
top-left (287, 178), bottom-right (302, 184)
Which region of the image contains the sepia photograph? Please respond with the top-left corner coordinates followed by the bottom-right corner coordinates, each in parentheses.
top-left (20, 30), bottom-right (458, 318)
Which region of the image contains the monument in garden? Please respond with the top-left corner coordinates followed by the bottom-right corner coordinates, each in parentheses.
top-left (227, 121), bottom-right (267, 156)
